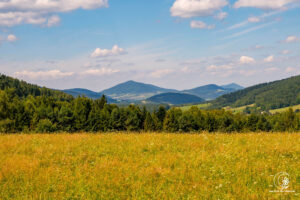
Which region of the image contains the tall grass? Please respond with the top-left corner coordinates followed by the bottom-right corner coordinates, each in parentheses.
top-left (0, 133), bottom-right (299, 199)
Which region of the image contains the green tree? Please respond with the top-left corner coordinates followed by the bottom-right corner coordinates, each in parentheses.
top-left (164, 108), bottom-right (182, 132)
top-left (144, 112), bottom-right (156, 132)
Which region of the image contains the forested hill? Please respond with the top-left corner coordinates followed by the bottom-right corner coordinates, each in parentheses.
top-left (147, 92), bottom-right (204, 105)
top-left (211, 75), bottom-right (300, 110)
top-left (0, 74), bottom-right (72, 100)
top-left (101, 80), bottom-right (177, 101)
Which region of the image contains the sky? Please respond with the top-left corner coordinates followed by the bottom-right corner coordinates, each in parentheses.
top-left (0, 0), bottom-right (300, 91)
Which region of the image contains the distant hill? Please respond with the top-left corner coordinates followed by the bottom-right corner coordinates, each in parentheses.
top-left (211, 75), bottom-right (300, 110)
top-left (0, 74), bottom-right (72, 100)
top-left (182, 84), bottom-right (237, 100)
top-left (222, 83), bottom-right (244, 90)
top-left (101, 80), bottom-right (177, 101)
top-left (62, 88), bottom-right (117, 103)
top-left (146, 92), bottom-right (205, 105)
top-left (62, 81), bottom-right (244, 103)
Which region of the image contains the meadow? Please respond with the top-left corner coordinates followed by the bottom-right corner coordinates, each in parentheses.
top-left (0, 133), bottom-right (299, 200)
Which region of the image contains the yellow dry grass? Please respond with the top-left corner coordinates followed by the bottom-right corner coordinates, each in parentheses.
top-left (0, 133), bottom-right (299, 200)
top-left (270, 104), bottom-right (300, 114)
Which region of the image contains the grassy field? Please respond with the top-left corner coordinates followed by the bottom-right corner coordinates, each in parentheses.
top-left (224, 104), bottom-right (255, 113)
top-left (179, 103), bottom-right (212, 111)
top-left (270, 104), bottom-right (300, 114)
top-left (0, 133), bottom-right (299, 200)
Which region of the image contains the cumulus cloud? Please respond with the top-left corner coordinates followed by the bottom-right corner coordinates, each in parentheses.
top-left (91, 45), bottom-right (126, 58)
top-left (215, 12), bottom-right (228, 20)
top-left (284, 35), bottom-right (299, 43)
top-left (234, 0), bottom-right (299, 10)
top-left (0, 12), bottom-right (46, 26)
top-left (190, 20), bottom-right (215, 29)
top-left (248, 16), bottom-right (260, 23)
top-left (0, 0), bottom-right (108, 27)
top-left (264, 55), bottom-right (274, 62)
top-left (46, 15), bottom-right (60, 27)
top-left (14, 70), bottom-right (74, 80)
top-left (285, 67), bottom-right (296, 72)
top-left (83, 68), bottom-right (119, 76)
top-left (7, 34), bottom-right (17, 42)
top-left (240, 56), bottom-right (255, 64)
top-left (170, 0), bottom-right (228, 18)
top-left (150, 69), bottom-right (174, 78)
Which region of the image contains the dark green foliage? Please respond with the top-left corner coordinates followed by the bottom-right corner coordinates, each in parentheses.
top-left (211, 75), bottom-right (300, 110)
top-left (62, 88), bottom-right (117, 103)
top-left (144, 112), bottom-right (156, 132)
top-left (0, 74), bottom-right (72, 100)
top-left (0, 87), bottom-right (299, 133)
top-left (147, 92), bottom-right (204, 105)
top-left (164, 108), bottom-right (182, 132)
top-left (36, 119), bottom-right (56, 133)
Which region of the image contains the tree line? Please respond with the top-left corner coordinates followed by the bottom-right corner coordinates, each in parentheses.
top-left (0, 88), bottom-right (299, 133)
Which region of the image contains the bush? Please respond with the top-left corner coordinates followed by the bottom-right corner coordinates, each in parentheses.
top-left (0, 119), bottom-right (14, 133)
top-left (36, 119), bottom-right (56, 133)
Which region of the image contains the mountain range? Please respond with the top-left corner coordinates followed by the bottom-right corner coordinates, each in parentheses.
top-left (1, 73), bottom-right (299, 110)
top-left (63, 80), bottom-right (243, 104)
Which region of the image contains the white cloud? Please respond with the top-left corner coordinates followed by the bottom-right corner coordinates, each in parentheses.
top-left (83, 68), bottom-right (119, 76)
top-left (282, 50), bottom-right (290, 54)
top-left (234, 0), bottom-right (299, 10)
top-left (170, 0), bottom-right (228, 18)
top-left (225, 21), bottom-right (276, 39)
top-left (224, 10), bottom-right (283, 32)
top-left (46, 15), bottom-right (60, 27)
top-left (284, 35), bottom-right (299, 43)
top-left (264, 67), bottom-right (278, 72)
top-left (91, 45), bottom-right (126, 58)
top-left (215, 12), bottom-right (228, 20)
top-left (181, 66), bottom-right (192, 73)
top-left (206, 64), bottom-right (233, 71)
top-left (150, 69), bottom-right (174, 78)
top-left (0, 0), bottom-right (108, 27)
top-left (240, 56), bottom-right (255, 64)
top-left (0, 12), bottom-right (46, 26)
top-left (190, 20), bottom-right (215, 29)
top-left (248, 16), bottom-right (260, 23)
top-left (0, 0), bottom-right (108, 13)
top-left (7, 34), bottom-right (17, 42)
top-left (264, 55), bottom-right (274, 62)
top-left (14, 70), bottom-right (74, 80)
top-left (285, 67), bottom-right (296, 72)
top-left (239, 69), bottom-right (257, 76)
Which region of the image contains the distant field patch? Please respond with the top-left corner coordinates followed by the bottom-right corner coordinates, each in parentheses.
top-left (224, 104), bottom-right (255, 113)
top-left (270, 104), bottom-right (300, 114)
top-left (0, 133), bottom-right (299, 199)
top-left (179, 103), bottom-right (211, 111)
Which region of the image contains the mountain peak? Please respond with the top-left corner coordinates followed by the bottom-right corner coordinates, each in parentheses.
top-left (101, 80), bottom-right (177, 101)
top-left (222, 83), bottom-right (244, 90)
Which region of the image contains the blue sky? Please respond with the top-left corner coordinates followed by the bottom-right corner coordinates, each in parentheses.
top-left (0, 0), bottom-right (300, 91)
